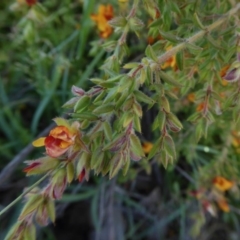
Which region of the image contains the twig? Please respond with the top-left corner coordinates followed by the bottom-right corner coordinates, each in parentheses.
top-left (157, 3), bottom-right (240, 65)
top-left (0, 123), bottom-right (55, 186)
top-left (0, 173), bottom-right (49, 217)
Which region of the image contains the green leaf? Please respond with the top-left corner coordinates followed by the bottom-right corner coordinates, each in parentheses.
top-left (134, 90), bottom-right (155, 105)
top-left (122, 155), bottom-right (131, 176)
top-left (103, 121), bottom-right (112, 141)
top-left (93, 103), bottom-right (115, 114)
top-left (193, 13), bottom-right (205, 30)
top-left (109, 154), bottom-right (123, 179)
top-left (145, 45), bottom-right (158, 61)
top-left (147, 137), bottom-right (163, 160)
top-left (167, 112), bottom-right (183, 129)
top-left (19, 195), bottom-right (43, 220)
top-left (115, 90), bottom-right (129, 108)
top-left (70, 112), bottom-right (99, 121)
top-left (187, 112), bottom-right (201, 123)
top-left (164, 135), bottom-right (176, 159)
top-left (74, 96), bottom-right (91, 113)
top-left (66, 162), bottom-right (75, 183)
top-left (102, 133), bottom-right (125, 151)
top-left (46, 199), bottom-right (56, 223)
top-left (159, 31), bottom-right (180, 43)
top-left (159, 71), bottom-right (183, 87)
top-left (133, 114), bottom-right (141, 133)
top-left (160, 96), bottom-right (170, 112)
top-left (176, 51), bottom-right (184, 71)
top-left (123, 62), bottom-right (140, 69)
top-left (130, 134), bottom-right (145, 158)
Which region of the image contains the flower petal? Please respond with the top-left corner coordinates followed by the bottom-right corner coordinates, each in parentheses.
top-left (32, 137), bottom-right (46, 147)
top-left (45, 136), bottom-right (69, 158)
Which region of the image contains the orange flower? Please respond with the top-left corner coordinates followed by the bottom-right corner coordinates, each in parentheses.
top-left (32, 118), bottom-right (80, 158)
top-left (161, 46), bottom-right (177, 71)
top-left (212, 176), bottom-right (234, 192)
top-left (142, 142), bottom-right (153, 154)
top-left (220, 65), bottom-right (230, 86)
top-left (91, 5), bottom-right (114, 39)
top-left (216, 199), bottom-right (230, 212)
top-left (196, 102), bottom-right (205, 112)
top-left (220, 65), bottom-right (230, 78)
top-left (187, 93), bottom-right (195, 103)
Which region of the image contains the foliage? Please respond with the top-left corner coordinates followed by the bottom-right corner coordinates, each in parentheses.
top-left (1, 0), bottom-right (240, 239)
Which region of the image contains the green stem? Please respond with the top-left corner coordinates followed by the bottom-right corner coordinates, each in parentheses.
top-left (157, 3), bottom-right (240, 64)
top-left (0, 173), bottom-right (49, 217)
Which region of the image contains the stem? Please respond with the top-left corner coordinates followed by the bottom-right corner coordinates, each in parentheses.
top-left (0, 173), bottom-right (49, 217)
top-left (157, 3), bottom-right (240, 65)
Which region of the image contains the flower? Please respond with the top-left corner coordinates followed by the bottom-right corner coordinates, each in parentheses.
top-left (187, 93), bottom-right (195, 103)
top-left (196, 102), bottom-right (205, 112)
top-left (26, 0), bottom-right (37, 6)
top-left (216, 198), bottom-right (230, 212)
top-left (32, 118), bottom-right (80, 158)
top-left (142, 141), bottom-right (153, 154)
top-left (212, 176), bottom-right (234, 192)
top-left (161, 46), bottom-right (177, 71)
top-left (91, 5), bottom-right (114, 39)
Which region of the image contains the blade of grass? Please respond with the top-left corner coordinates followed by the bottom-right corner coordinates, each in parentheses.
top-left (76, 0), bottom-right (96, 60)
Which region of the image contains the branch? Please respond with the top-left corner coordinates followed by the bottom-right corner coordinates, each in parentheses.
top-left (0, 123), bottom-right (55, 186)
top-left (157, 3), bottom-right (240, 65)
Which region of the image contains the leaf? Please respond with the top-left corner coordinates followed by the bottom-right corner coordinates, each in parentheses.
top-left (133, 115), bottom-right (141, 133)
top-left (19, 195), bottom-right (43, 220)
top-left (46, 199), bottom-right (56, 223)
top-left (176, 51), bottom-right (184, 71)
top-left (123, 62), bottom-right (140, 69)
top-left (145, 45), bottom-right (158, 61)
top-left (187, 112), bottom-right (201, 123)
top-left (103, 121), bottom-right (112, 141)
top-left (164, 135), bottom-right (176, 159)
top-left (122, 156), bottom-right (131, 176)
top-left (123, 112), bottom-right (133, 128)
top-left (115, 90), bottom-right (129, 108)
top-left (74, 96), bottom-right (91, 113)
top-left (147, 136), bottom-right (163, 160)
top-left (159, 71), bottom-right (183, 87)
top-left (109, 154), bottom-right (123, 179)
top-left (102, 133), bottom-right (125, 151)
top-left (130, 134), bottom-right (145, 158)
top-left (160, 150), bottom-right (168, 169)
top-left (66, 162), bottom-right (75, 183)
top-left (91, 147), bottom-right (104, 170)
top-left (193, 12), bottom-right (205, 30)
top-left (134, 90), bottom-right (155, 105)
top-left (167, 112), bottom-right (183, 129)
top-left (159, 30), bottom-right (180, 43)
top-left (93, 104), bottom-right (115, 114)
top-left (160, 96), bottom-right (170, 112)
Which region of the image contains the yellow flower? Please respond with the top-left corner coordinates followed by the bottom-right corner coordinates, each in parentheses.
top-left (220, 65), bottom-right (230, 86)
top-left (212, 176), bottom-right (234, 192)
top-left (196, 102), bottom-right (205, 112)
top-left (91, 5), bottom-right (114, 39)
top-left (161, 46), bottom-right (177, 71)
top-left (187, 93), bottom-right (195, 103)
top-left (216, 198), bottom-right (230, 212)
top-left (142, 142), bottom-right (153, 154)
